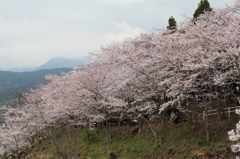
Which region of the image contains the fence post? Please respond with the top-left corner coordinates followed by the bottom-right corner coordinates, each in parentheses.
top-left (203, 111), bottom-right (206, 120)
top-left (228, 107), bottom-right (230, 117)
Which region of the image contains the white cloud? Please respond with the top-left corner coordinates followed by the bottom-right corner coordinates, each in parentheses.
top-left (0, 17), bottom-right (106, 68)
top-left (106, 21), bottom-right (145, 42)
top-left (0, 18), bottom-right (145, 69)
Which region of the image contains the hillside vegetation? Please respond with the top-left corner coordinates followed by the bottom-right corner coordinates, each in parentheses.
top-left (1, 97), bottom-right (239, 159)
top-left (18, 113), bottom-right (239, 159)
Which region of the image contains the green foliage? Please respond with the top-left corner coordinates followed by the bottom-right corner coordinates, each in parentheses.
top-left (197, 135), bottom-right (207, 146)
top-left (216, 141), bottom-right (226, 149)
top-left (130, 126), bottom-right (139, 135)
top-left (193, 0), bottom-right (212, 19)
top-left (191, 125), bottom-right (196, 131)
top-left (89, 153), bottom-right (102, 159)
top-left (167, 16), bottom-right (177, 30)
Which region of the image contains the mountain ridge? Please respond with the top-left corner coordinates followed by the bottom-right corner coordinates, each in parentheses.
top-left (0, 56), bottom-right (91, 106)
top-left (33, 56), bottom-right (91, 71)
top-left (1, 56), bottom-right (91, 72)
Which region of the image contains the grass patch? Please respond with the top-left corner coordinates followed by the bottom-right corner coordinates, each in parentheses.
top-left (20, 115), bottom-right (239, 159)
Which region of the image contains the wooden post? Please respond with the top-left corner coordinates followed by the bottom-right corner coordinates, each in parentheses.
top-left (228, 107), bottom-right (230, 117)
top-left (203, 111), bottom-right (206, 120)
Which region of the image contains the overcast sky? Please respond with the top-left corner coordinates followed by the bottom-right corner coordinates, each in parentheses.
top-left (0, 0), bottom-right (235, 70)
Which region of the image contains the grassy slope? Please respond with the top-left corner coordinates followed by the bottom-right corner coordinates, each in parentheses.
top-left (22, 115), bottom-right (240, 159)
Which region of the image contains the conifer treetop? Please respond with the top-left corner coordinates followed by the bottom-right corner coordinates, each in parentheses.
top-left (193, 0), bottom-right (213, 19)
top-left (167, 16), bottom-right (177, 30)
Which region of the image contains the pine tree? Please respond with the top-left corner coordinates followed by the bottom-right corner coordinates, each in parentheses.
top-left (167, 16), bottom-right (177, 30)
top-left (193, 0), bottom-right (212, 19)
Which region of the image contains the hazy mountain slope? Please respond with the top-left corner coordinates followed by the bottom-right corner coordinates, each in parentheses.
top-left (0, 68), bottom-right (72, 106)
top-left (33, 56), bottom-right (91, 71)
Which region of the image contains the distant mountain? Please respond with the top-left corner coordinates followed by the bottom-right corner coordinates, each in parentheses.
top-left (0, 56), bottom-right (92, 106)
top-left (33, 56), bottom-right (91, 71)
top-left (0, 68), bottom-right (72, 107)
top-left (0, 56), bottom-right (91, 72)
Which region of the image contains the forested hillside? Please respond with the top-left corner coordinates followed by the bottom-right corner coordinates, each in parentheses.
top-left (0, 68), bottom-right (72, 106)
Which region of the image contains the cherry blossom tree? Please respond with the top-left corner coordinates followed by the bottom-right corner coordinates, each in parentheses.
top-left (228, 109), bottom-right (240, 158)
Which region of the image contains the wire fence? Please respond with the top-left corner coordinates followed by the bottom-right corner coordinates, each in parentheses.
top-left (203, 105), bottom-right (240, 120)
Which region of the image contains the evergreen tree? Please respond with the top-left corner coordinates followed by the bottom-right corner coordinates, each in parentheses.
top-left (167, 16), bottom-right (177, 30)
top-left (193, 0), bottom-right (212, 19)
